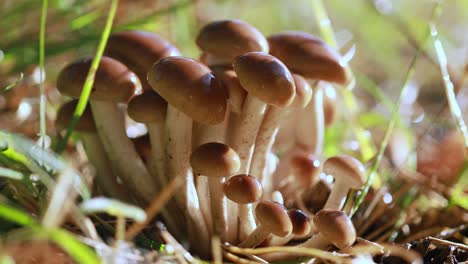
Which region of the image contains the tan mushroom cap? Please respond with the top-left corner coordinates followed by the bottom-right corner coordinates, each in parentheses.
top-left (291, 74), bottom-right (313, 108)
top-left (210, 65), bottom-right (247, 113)
top-left (223, 174), bottom-right (263, 204)
top-left (190, 142), bottom-right (240, 177)
top-left (105, 31), bottom-right (181, 90)
top-left (196, 20), bottom-right (269, 62)
top-left (57, 56), bottom-right (142, 102)
top-left (56, 100), bottom-right (96, 132)
top-left (323, 155), bottom-right (366, 188)
top-left (127, 90), bottom-right (167, 124)
top-left (268, 32), bottom-right (347, 84)
top-left (288, 209), bottom-right (311, 236)
top-left (233, 52), bottom-right (296, 107)
top-left (148, 56), bottom-right (227, 125)
top-left (291, 154), bottom-right (321, 187)
top-left (313, 209), bottom-right (356, 249)
top-left (255, 201), bottom-right (292, 237)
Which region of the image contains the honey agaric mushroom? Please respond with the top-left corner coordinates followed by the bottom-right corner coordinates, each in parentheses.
top-left (224, 174), bottom-right (263, 205)
top-left (280, 154), bottom-right (321, 200)
top-left (238, 201), bottom-right (292, 248)
top-left (190, 142), bottom-right (241, 239)
top-left (267, 209), bottom-right (311, 246)
top-left (105, 30), bottom-right (181, 91)
top-left (323, 155), bottom-right (366, 211)
top-left (127, 90), bottom-right (167, 185)
top-left (56, 56), bottom-right (156, 204)
top-left (231, 51), bottom-right (295, 240)
top-left (196, 19), bottom-right (269, 66)
top-left (56, 100), bottom-right (128, 201)
top-left (148, 56), bottom-right (226, 256)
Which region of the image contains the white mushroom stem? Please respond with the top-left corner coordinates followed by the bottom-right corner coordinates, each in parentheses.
top-left (228, 95), bottom-right (267, 240)
top-left (164, 105), bottom-right (210, 255)
top-left (295, 84), bottom-right (324, 155)
top-left (262, 152), bottom-right (279, 197)
top-left (90, 101), bottom-right (155, 204)
top-left (237, 224), bottom-right (270, 248)
top-left (323, 179), bottom-right (351, 210)
top-left (146, 122), bottom-right (166, 186)
top-left (80, 133), bottom-right (129, 202)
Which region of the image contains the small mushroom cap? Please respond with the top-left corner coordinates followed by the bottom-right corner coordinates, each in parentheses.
top-left (255, 201), bottom-right (292, 237)
top-left (56, 100), bottom-right (95, 132)
top-left (127, 90), bottom-right (167, 123)
top-left (291, 154), bottom-right (321, 187)
top-left (57, 56), bottom-right (142, 102)
top-left (105, 31), bottom-right (181, 90)
top-left (233, 52), bottom-right (296, 107)
top-left (210, 66), bottom-right (246, 114)
top-left (291, 74), bottom-right (313, 108)
top-left (190, 142), bottom-right (240, 177)
top-left (268, 32), bottom-right (347, 84)
top-left (223, 174), bottom-right (263, 204)
top-left (288, 209), bottom-right (311, 236)
top-left (323, 155), bottom-right (366, 188)
top-left (196, 20), bottom-right (269, 62)
top-left (148, 56), bottom-right (227, 125)
top-left (313, 209), bottom-right (356, 249)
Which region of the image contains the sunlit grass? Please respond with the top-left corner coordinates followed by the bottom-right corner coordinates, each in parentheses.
top-left (38, 0), bottom-right (48, 148)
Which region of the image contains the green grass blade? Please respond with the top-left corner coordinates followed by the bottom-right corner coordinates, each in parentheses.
top-left (1, 73), bottom-right (24, 94)
top-left (0, 203), bottom-right (36, 227)
top-left (0, 167), bottom-right (23, 180)
top-left (39, 0), bottom-right (48, 148)
top-left (80, 197), bottom-right (146, 223)
top-left (47, 229), bottom-right (101, 264)
top-left (56, 0), bottom-right (120, 153)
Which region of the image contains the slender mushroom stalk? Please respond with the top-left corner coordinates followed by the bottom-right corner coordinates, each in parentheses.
top-left (190, 142), bottom-right (241, 239)
top-left (57, 56), bottom-right (156, 204)
top-left (56, 100), bottom-right (128, 202)
top-left (238, 201), bottom-right (292, 248)
top-left (266, 209), bottom-right (311, 246)
top-left (148, 56), bottom-right (226, 257)
top-left (231, 52), bottom-right (296, 240)
top-left (323, 155), bottom-right (366, 211)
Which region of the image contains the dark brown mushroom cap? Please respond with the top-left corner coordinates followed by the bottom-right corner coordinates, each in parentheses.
top-left (268, 32), bottom-right (347, 84)
top-left (223, 174), bottom-right (262, 204)
top-left (323, 155), bottom-right (366, 188)
top-left (190, 142), bottom-right (240, 177)
top-left (127, 90), bottom-right (167, 123)
top-left (57, 56), bottom-right (142, 102)
top-left (105, 31), bottom-right (181, 90)
top-left (288, 209), bottom-right (311, 236)
top-left (56, 100), bottom-right (96, 132)
top-left (196, 20), bottom-right (269, 62)
top-left (255, 201), bottom-right (292, 237)
top-left (233, 52), bottom-right (296, 107)
top-left (313, 209), bottom-right (356, 249)
top-left (148, 56), bottom-right (227, 125)
top-left (291, 74), bottom-right (313, 108)
top-left (210, 65), bottom-right (246, 113)
top-left (291, 154), bottom-right (321, 187)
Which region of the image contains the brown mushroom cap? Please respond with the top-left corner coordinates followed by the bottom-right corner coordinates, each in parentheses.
top-left (288, 209), bottom-right (311, 236)
top-left (255, 201), bottom-right (292, 237)
top-left (147, 56), bottom-right (227, 125)
top-left (57, 56), bottom-right (142, 102)
top-left (291, 74), bottom-right (313, 108)
top-left (56, 100), bottom-right (95, 132)
top-left (196, 20), bottom-right (269, 62)
top-left (210, 65), bottom-right (247, 113)
top-left (291, 154), bottom-right (321, 187)
top-left (313, 209), bottom-right (356, 249)
top-left (223, 174), bottom-right (263, 204)
top-left (233, 52), bottom-right (296, 107)
top-left (190, 142), bottom-right (241, 177)
top-left (105, 31), bottom-right (181, 90)
top-left (323, 155), bottom-right (366, 188)
top-left (127, 90), bottom-right (167, 123)
top-left (268, 32), bottom-right (347, 84)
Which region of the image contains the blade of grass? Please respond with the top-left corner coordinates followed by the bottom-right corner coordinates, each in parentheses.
top-left (350, 1), bottom-right (443, 217)
top-left (0, 203), bottom-right (36, 227)
top-left (38, 0), bottom-right (48, 148)
top-left (0, 167), bottom-right (24, 180)
top-left (430, 20), bottom-right (468, 153)
top-left (56, 0), bottom-right (120, 153)
top-left (46, 229), bottom-right (101, 264)
top-left (1, 73), bottom-right (24, 94)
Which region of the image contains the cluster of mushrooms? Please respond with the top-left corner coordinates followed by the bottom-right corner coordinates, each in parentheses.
top-left (55, 20), bottom-right (368, 261)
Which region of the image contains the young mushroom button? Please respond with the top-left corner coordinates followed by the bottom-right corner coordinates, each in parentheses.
top-left (323, 155), bottom-right (366, 211)
top-left (223, 174), bottom-right (263, 204)
top-left (311, 209), bottom-right (356, 249)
